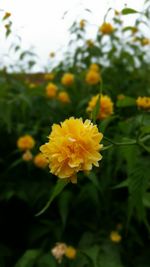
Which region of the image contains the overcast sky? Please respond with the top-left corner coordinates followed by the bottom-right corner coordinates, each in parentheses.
top-left (0, 0), bottom-right (146, 71)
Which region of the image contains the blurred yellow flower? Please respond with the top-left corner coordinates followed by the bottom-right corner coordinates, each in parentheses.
top-left (22, 150), bottom-right (33, 161)
top-left (44, 73), bottom-right (55, 81)
top-left (46, 83), bottom-right (58, 98)
top-left (61, 73), bottom-right (74, 86)
top-left (89, 63), bottom-right (100, 72)
top-left (34, 153), bottom-right (48, 168)
top-left (85, 70), bottom-right (101, 85)
top-left (141, 38), bottom-right (150, 46)
top-left (80, 19), bottom-right (85, 29)
top-left (86, 39), bottom-right (94, 47)
top-left (17, 135), bottom-right (35, 151)
top-left (40, 117), bottom-right (103, 183)
top-left (99, 22), bottom-right (114, 35)
top-left (110, 231), bottom-right (122, 243)
top-left (65, 246), bottom-right (76, 259)
top-left (136, 96), bottom-right (150, 110)
top-left (51, 243), bottom-right (67, 263)
top-left (87, 94), bottom-right (114, 120)
top-left (58, 91), bottom-right (70, 103)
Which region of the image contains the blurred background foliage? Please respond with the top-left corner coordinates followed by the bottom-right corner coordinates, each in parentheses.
top-left (0, 2), bottom-right (150, 267)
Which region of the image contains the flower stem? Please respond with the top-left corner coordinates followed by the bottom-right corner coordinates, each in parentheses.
top-left (103, 136), bottom-right (137, 146)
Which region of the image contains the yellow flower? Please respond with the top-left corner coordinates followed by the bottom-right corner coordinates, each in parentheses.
top-left (87, 94), bottom-right (114, 120)
top-left (46, 83), bottom-right (58, 98)
top-left (44, 73), bottom-right (55, 81)
top-left (61, 73), bottom-right (74, 86)
top-left (136, 96), bottom-right (150, 110)
top-left (86, 39), bottom-right (94, 48)
top-left (117, 94), bottom-right (125, 100)
top-left (40, 117), bottom-right (103, 183)
top-left (85, 70), bottom-right (101, 85)
top-left (89, 63), bottom-right (100, 72)
top-left (49, 52), bottom-right (55, 58)
top-left (141, 38), bottom-right (150, 46)
top-left (22, 150), bottom-right (33, 161)
top-left (99, 22), bottom-right (114, 35)
top-left (58, 91), bottom-right (70, 103)
top-left (17, 135), bottom-right (35, 151)
top-left (80, 19), bottom-right (85, 29)
top-left (65, 246), bottom-right (76, 259)
top-left (110, 231), bottom-right (122, 243)
top-left (34, 153), bottom-right (48, 168)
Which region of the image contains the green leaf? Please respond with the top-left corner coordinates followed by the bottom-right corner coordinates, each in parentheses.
top-left (143, 193), bottom-right (150, 208)
top-left (58, 190), bottom-right (73, 226)
top-left (121, 8), bottom-right (138, 15)
top-left (92, 94), bottom-right (100, 123)
top-left (86, 172), bottom-right (101, 192)
top-left (123, 26), bottom-right (136, 32)
top-left (141, 126), bottom-right (150, 135)
top-left (117, 96), bottom-right (136, 107)
top-left (36, 179), bottom-right (69, 216)
top-left (113, 179), bottom-right (129, 189)
top-left (15, 250), bottom-right (41, 267)
top-left (127, 162), bottom-right (150, 227)
top-left (98, 243), bottom-right (123, 267)
top-left (99, 116), bottom-right (117, 134)
top-left (81, 245), bottom-right (100, 267)
top-left (37, 253), bottom-right (57, 267)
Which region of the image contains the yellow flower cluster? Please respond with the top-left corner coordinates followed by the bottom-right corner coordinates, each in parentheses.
top-left (87, 94), bottom-right (114, 120)
top-left (17, 136), bottom-right (48, 168)
top-left (17, 135), bottom-right (35, 151)
top-left (110, 231), bottom-right (122, 243)
top-left (45, 81), bottom-right (70, 103)
top-left (51, 243), bottom-right (76, 263)
top-left (99, 22), bottom-right (114, 35)
top-left (85, 64), bottom-right (101, 85)
top-left (61, 73), bottom-right (74, 86)
top-left (40, 117), bottom-right (103, 183)
top-left (136, 96), bottom-right (150, 110)
top-left (46, 83), bottom-right (58, 98)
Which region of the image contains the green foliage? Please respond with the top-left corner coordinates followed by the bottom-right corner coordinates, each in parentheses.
top-left (0, 4), bottom-right (150, 267)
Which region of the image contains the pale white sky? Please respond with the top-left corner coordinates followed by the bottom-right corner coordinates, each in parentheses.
top-left (0, 0), bottom-right (146, 71)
